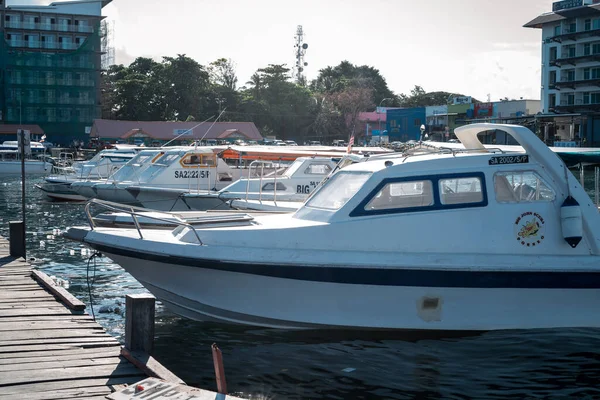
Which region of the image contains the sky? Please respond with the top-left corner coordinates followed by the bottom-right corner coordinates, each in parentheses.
top-left (9, 0), bottom-right (554, 102)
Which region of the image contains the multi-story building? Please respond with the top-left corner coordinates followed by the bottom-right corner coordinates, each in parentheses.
top-left (0, 0), bottom-right (109, 144)
top-left (526, 0), bottom-right (600, 145)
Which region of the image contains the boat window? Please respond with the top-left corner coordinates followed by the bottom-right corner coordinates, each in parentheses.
top-left (494, 171), bottom-right (555, 202)
top-left (306, 172), bottom-right (371, 210)
top-left (262, 182), bottom-right (287, 191)
top-left (304, 163), bottom-right (332, 175)
top-left (181, 153), bottom-right (215, 166)
top-left (365, 180), bottom-right (434, 210)
top-left (439, 177), bottom-right (483, 205)
top-left (155, 153), bottom-right (180, 166)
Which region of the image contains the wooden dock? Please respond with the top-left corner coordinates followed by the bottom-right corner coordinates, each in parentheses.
top-left (0, 235), bottom-right (154, 400)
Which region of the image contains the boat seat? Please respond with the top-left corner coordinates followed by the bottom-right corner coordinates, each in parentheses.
top-left (440, 191), bottom-right (483, 205)
top-left (494, 175), bottom-right (518, 202)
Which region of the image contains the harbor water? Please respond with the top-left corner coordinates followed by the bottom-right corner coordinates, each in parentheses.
top-left (3, 175), bottom-right (600, 399)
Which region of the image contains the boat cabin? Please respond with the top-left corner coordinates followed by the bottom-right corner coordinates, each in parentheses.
top-left (292, 123), bottom-right (600, 256)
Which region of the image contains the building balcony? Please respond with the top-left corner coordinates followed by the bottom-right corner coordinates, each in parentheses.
top-left (553, 78), bottom-right (600, 89)
top-left (552, 100), bottom-right (600, 112)
top-left (4, 22), bottom-right (94, 33)
top-left (549, 54), bottom-right (600, 67)
top-left (7, 40), bottom-right (79, 50)
top-left (545, 28), bottom-right (600, 43)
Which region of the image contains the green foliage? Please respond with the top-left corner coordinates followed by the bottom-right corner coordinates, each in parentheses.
top-left (101, 57), bottom-right (473, 144)
top-left (398, 85), bottom-right (476, 107)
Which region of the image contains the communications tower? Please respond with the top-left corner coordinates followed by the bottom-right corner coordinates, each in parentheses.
top-left (294, 25), bottom-right (308, 84)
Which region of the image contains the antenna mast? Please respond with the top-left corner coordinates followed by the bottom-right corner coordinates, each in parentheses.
top-left (294, 25), bottom-right (308, 84)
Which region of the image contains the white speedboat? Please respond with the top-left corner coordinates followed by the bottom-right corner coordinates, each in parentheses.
top-left (81, 147), bottom-right (249, 209)
top-left (66, 123), bottom-right (600, 331)
top-left (36, 150), bottom-right (137, 201)
top-left (0, 149), bottom-right (51, 175)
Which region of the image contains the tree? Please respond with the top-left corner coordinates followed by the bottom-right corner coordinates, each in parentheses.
top-left (208, 58), bottom-right (238, 91)
top-left (399, 85), bottom-right (478, 107)
top-left (311, 61), bottom-right (398, 108)
top-left (328, 87), bottom-right (375, 141)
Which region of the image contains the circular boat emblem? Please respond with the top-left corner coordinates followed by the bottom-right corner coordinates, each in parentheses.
top-left (515, 212), bottom-right (545, 247)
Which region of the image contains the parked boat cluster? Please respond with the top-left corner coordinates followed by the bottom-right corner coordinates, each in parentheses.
top-left (10, 124), bottom-right (600, 331)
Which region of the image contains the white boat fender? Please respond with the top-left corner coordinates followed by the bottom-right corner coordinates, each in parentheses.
top-left (561, 195), bottom-right (583, 248)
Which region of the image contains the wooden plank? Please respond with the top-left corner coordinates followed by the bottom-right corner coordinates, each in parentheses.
top-left (0, 328), bottom-right (111, 341)
top-left (0, 362), bottom-right (144, 386)
top-left (0, 342), bottom-right (120, 354)
top-left (0, 320), bottom-right (101, 332)
top-left (0, 307), bottom-right (80, 317)
top-left (0, 301), bottom-right (62, 309)
top-left (0, 377), bottom-right (139, 395)
top-left (121, 348), bottom-right (185, 385)
top-left (0, 347), bottom-right (121, 362)
top-left (0, 355), bottom-right (129, 373)
top-left (0, 386), bottom-right (112, 400)
top-left (0, 355), bottom-right (124, 372)
top-left (31, 270), bottom-right (86, 311)
top-left (0, 315), bottom-right (94, 322)
top-left (0, 336), bottom-right (118, 345)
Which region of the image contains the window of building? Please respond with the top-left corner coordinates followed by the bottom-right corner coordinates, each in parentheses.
top-left (549, 70), bottom-right (557, 84)
top-left (34, 17), bottom-right (39, 23)
top-left (584, 43), bottom-right (591, 56)
top-left (439, 177), bottom-right (483, 205)
top-left (550, 47), bottom-right (558, 61)
top-left (593, 43), bottom-right (600, 54)
top-left (74, 20), bottom-right (79, 25)
top-left (594, 18), bottom-right (600, 29)
top-left (566, 70), bottom-right (575, 81)
top-left (549, 94), bottom-right (556, 108)
top-left (568, 21), bottom-right (576, 33)
top-left (584, 68), bottom-right (591, 80)
top-left (494, 171), bottom-right (555, 203)
top-left (584, 92), bottom-right (590, 104)
top-left (414, 118), bottom-right (421, 127)
top-left (567, 93), bottom-right (575, 105)
top-left (593, 68), bottom-right (600, 79)
top-left (585, 19), bottom-right (592, 31)
top-left (592, 92), bottom-right (600, 104)
top-left (568, 45), bottom-right (576, 58)
top-left (554, 25), bottom-right (561, 36)
top-left (365, 180), bottom-right (434, 211)
top-left (6, 34), bottom-right (11, 40)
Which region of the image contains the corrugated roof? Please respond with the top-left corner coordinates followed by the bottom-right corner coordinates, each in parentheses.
top-left (90, 119), bottom-right (263, 141)
top-left (0, 124), bottom-right (44, 135)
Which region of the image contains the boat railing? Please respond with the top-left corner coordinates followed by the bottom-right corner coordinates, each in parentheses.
top-left (83, 198), bottom-right (204, 245)
top-left (246, 160), bottom-right (280, 205)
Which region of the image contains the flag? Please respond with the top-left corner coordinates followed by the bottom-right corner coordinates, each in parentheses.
top-left (40, 134), bottom-right (46, 143)
top-left (347, 134), bottom-right (355, 154)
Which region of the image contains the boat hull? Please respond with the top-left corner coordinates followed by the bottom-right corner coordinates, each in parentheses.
top-left (35, 183), bottom-right (87, 201)
top-left (0, 161), bottom-right (51, 175)
top-left (100, 251), bottom-right (600, 331)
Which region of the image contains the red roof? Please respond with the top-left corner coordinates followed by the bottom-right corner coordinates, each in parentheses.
top-left (0, 124), bottom-right (45, 135)
top-left (358, 112), bottom-right (386, 123)
top-left (90, 119), bottom-right (263, 141)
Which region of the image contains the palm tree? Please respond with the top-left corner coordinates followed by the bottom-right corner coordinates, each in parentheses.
top-left (246, 73), bottom-right (262, 99)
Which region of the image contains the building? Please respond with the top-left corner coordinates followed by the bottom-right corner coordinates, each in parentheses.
top-left (0, 0), bottom-right (109, 145)
top-left (89, 119), bottom-right (263, 145)
top-left (386, 107), bottom-right (426, 142)
top-left (425, 105), bottom-right (448, 141)
top-left (525, 0), bottom-right (600, 146)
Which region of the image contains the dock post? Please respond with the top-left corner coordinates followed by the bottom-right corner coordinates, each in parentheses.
top-left (212, 343), bottom-right (228, 394)
top-left (9, 221), bottom-right (25, 258)
top-left (125, 293), bottom-right (156, 354)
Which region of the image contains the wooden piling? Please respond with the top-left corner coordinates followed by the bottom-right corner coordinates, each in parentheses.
top-left (125, 293), bottom-right (156, 354)
top-left (212, 343), bottom-right (228, 394)
top-left (8, 221), bottom-right (25, 258)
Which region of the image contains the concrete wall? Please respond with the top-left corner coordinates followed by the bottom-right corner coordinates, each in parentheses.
top-left (9, 1), bottom-right (103, 17)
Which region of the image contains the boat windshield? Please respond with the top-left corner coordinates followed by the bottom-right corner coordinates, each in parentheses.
top-left (282, 159), bottom-right (304, 177)
top-left (305, 171), bottom-right (371, 210)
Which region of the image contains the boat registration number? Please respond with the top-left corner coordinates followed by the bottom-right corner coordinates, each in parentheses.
top-left (174, 170), bottom-right (210, 179)
top-left (488, 155), bottom-right (529, 165)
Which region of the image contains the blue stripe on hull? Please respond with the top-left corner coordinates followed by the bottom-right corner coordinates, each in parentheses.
top-left (89, 243), bottom-right (600, 289)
